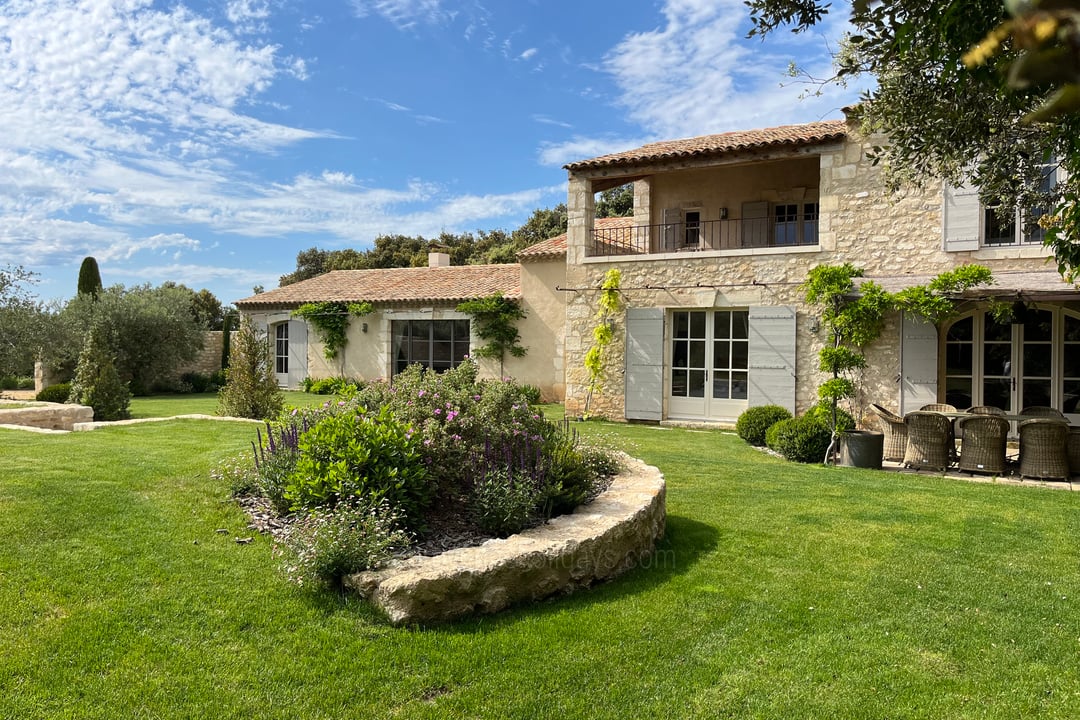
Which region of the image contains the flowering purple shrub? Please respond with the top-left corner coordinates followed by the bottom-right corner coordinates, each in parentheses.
top-left (353, 360), bottom-right (551, 496)
top-left (223, 360), bottom-right (619, 583)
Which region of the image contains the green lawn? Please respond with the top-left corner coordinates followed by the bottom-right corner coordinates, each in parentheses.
top-left (128, 391), bottom-right (329, 418)
top-left (2, 417), bottom-right (1080, 718)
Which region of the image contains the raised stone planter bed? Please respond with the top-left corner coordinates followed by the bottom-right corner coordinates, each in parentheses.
top-left (0, 400), bottom-right (94, 431)
top-left (345, 454), bottom-right (666, 625)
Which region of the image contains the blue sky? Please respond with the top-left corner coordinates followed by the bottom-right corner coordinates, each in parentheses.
top-left (1, 0), bottom-right (862, 306)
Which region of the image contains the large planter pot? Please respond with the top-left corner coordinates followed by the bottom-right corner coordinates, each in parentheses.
top-left (837, 430), bottom-right (884, 469)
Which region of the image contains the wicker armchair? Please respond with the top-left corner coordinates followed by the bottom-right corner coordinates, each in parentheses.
top-left (1020, 406), bottom-right (1067, 420)
top-left (957, 415), bottom-right (1010, 475)
top-left (1018, 418), bottom-right (1071, 480)
top-left (1068, 428), bottom-right (1080, 477)
top-left (869, 403), bottom-right (908, 462)
top-left (920, 403), bottom-right (958, 413)
top-left (904, 411), bottom-right (955, 471)
top-left (966, 405), bottom-right (1006, 416)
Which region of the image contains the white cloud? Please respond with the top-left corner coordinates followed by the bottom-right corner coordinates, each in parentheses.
top-left (533, 115), bottom-right (573, 129)
top-left (349, 0), bottom-right (449, 28)
top-left (519, 47), bottom-right (537, 61)
top-left (226, 0), bottom-right (271, 33)
top-left (537, 136), bottom-right (651, 168)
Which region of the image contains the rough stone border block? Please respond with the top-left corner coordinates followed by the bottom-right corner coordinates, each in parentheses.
top-left (344, 454), bottom-right (665, 625)
top-left (0, 401), bottom-right (94, 431)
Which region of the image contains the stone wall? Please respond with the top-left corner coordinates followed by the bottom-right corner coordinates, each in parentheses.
top-left (562, 119), bottom-right (1062, 422)
top-left (345, 453), bottom-right (665, 625)
top-left (0, 401), bottom-right (94, 430)
top-left (175, 331), bottom-right (225, 377)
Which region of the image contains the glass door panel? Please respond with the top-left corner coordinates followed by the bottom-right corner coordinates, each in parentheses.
top-left (1019, 309), bottom-right (1054, 409)
top-left (982, 314), bottom-right (1014, 412)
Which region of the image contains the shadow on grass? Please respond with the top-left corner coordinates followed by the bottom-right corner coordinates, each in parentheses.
top-left (428, 512), bottom-right (720, 634)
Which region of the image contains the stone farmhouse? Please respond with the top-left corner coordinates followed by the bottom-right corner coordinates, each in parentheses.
top-left (237, 113), bottom-right (1080, 425)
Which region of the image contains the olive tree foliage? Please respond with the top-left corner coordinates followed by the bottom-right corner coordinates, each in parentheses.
top-left (747, 0), bottom-right (1080, 281)
top-left (0, 265), bottom-right (49, 377)
top-left (46, 284), bottom-right (205, 392)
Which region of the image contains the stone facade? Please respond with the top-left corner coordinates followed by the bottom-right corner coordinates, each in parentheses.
top-left (345, 454), bottom-right (665, 625)
top-left (562, 119), bottom-right (1069, 423)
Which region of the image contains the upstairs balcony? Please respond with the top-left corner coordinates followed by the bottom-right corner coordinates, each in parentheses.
top-left (586, 207), bottom-right (820, 258)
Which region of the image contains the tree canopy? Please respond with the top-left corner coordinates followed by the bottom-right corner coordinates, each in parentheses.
top-left (747, 0), bottom-right (1080, 281)
top-left (0, 265), bottom-right (48, 377)
top-left (279, 204), bottom-right (569, 286)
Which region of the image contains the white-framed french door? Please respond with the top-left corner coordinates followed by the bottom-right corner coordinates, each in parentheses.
top-left (272, 320), bottom-right (308, 389)
top-left (943, 304), bottom-right (1080, 423)
top-left (668, 309), bottom-right (749, 420)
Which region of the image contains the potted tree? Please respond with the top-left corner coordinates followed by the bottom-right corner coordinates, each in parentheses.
top-left (804, 263), bottom-right (995, 467)
top-left (803, 264), bottom-right (890, 467)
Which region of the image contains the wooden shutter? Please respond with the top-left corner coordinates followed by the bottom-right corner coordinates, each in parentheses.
top-left (942, 181), bottom-right (981, 252)
top-left (741, 201), bottom-right (769, 248)
top-left (661, 208), bottom-right (680, 252)
top-left (287, 319), bottom-right (308, 388)
top-left (747, 305), bottom-right (796, 413)
top-left (625, 307), bottom-right (664, 421)
top-left (899, 312), bottom-right (939, 414)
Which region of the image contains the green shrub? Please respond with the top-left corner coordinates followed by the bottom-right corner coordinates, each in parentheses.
top-left (736, 405), bottom-right (793, 446)
top-left (218, 319), bottom-right (283, 420)
top-left (471, 469), bottom-right (541, 537)
top-left (180, 372), bottom-right (218, 393)
top-left (68, 327), bottom-right (131, 421)
top-left (302, 376), bottom-right (363, 395)
top-left (766, 415), bottom-right (832, 463)
top-left (519, 384), bottom-right (542, 405)
top-left (354, 361), bottom-right (551, 496)
top-left (286, 405), bottom-right (430, 525)
top-left (279, 499), bottom-right (411, 588)
top-left (36, 383), bottom-right (71, 403)
top-left (0, 376), bottom-right (32, 390)
top-left (805, 400), bottom-right (855, 433)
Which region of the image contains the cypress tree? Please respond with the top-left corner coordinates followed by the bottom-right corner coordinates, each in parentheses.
top-left (77, 257), bottom-right (103, 299)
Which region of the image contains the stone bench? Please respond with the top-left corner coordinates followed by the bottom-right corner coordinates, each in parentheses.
top-left (345, 454), bottom-right (666, 625)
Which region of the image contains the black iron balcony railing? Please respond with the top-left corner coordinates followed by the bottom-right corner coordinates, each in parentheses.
top-left (587, 216), bottom-right (819, 257)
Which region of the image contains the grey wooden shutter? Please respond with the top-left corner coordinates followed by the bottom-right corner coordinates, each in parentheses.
top-left (625, 307), bottom-right (664, 421)
top-left (287, 319), bottom-right (308, 388)
top-left (662, 208), bottom-right (680, 252)
top-left (942, 181), bottom-right (981, 251)
top-left (747, 305), bottom-right (796, 413)
top-left (899, 312), bottom-right (939, 414)
top-left (741, 201), bottom-right (769, 248)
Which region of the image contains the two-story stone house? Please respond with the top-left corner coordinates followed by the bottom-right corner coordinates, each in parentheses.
top-left (559, 116), bottom-right (1080, 425)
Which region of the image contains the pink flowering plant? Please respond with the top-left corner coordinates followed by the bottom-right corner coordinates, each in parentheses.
top-left (219, 359), bottom-right (619, 588)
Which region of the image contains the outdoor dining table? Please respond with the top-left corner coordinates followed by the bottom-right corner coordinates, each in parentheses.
top-left (925, 411), bottom-right (1077, 479)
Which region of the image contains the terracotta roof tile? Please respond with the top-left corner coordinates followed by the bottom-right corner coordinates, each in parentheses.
top-left (235, 264), bottom-right (521, 307)
top-left (564, 120), bottom-right (848, 171)
top-left (517, 216), bottom-right (632, 260)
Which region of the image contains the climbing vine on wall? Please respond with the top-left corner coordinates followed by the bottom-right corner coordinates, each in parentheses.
top-left (583, 268), bottom-right (624, 418)
top-left (292, 301), bottom-right (374, 359)
top-left (456, 292), bottom-right (527, 376)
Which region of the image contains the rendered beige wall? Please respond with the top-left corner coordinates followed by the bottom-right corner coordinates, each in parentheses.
top-left (247, 280), bottom-right (567, 400)
top-left (648, 157), bottom-right (820, 225)
top-left (563, 122), bottom-right (1060, 422)
top-left (504, 258), bottom-right (567, 401)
